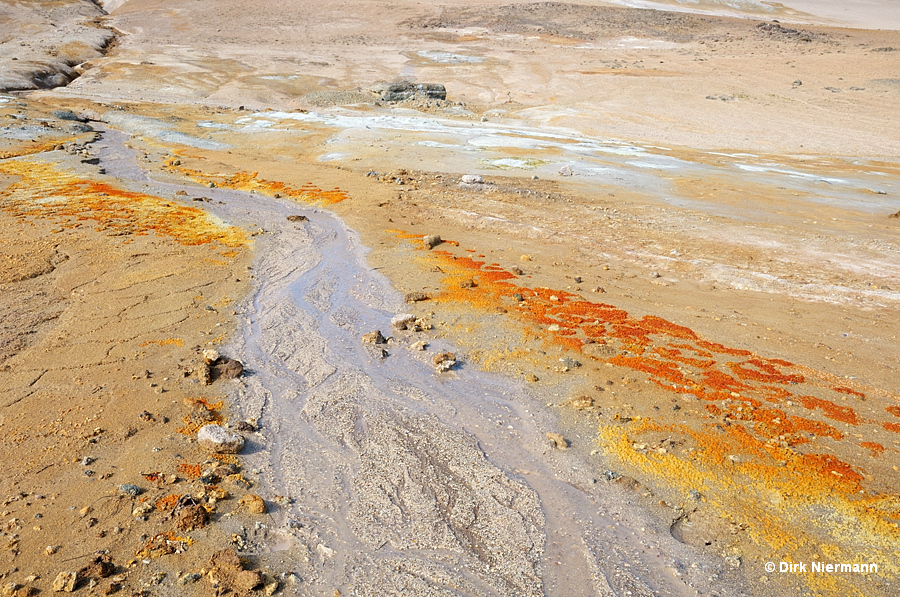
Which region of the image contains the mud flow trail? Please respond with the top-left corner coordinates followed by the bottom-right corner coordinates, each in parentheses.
top-left (94, 126), bottom-right (736, 596)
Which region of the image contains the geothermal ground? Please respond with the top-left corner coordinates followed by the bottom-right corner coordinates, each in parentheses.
top-left (0, 1), bottom-right (898, 596)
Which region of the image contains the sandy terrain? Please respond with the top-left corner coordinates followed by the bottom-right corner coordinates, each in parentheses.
top-left (1, 0), bottom-right (899, 595)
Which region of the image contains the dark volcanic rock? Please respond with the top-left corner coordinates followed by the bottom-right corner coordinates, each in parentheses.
top-left (370, 81), bottom-right (447, 102)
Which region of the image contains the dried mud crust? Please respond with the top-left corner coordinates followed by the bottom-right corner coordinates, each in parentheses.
top-left (314, 395), bottom-right (546, 595)
top-left (0, 112), bottom-right (272, 594)
top-left (0, 236), bottom-right (68, 369)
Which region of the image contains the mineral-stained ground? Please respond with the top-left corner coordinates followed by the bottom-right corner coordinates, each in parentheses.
top-left (0, 1), bottom-right (898, 596)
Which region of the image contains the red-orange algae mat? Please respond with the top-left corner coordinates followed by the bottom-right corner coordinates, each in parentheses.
top-left (393, 230), bottom-right (900, 591)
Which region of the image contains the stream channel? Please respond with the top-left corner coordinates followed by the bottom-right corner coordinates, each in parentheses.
top-left (94, 125), bottom-right (742, 597)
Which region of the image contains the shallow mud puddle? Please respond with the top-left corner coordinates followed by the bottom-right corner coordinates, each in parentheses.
top-left (94, 126), bottom-right (734, 596)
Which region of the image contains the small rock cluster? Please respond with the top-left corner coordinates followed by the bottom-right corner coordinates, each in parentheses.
top-left (195, 348), bottom-right (244, 385)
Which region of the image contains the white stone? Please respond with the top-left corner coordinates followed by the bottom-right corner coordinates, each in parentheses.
top-left (197, 424), bottom-right (245, 454)
top-left (391, 313), bottom-right (417, 330)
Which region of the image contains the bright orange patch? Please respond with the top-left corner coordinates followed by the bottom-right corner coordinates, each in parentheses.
top-left (0, 160), bottom-right (248, 247)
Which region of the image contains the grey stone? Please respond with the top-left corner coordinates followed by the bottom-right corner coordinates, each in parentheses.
top-left (118, 484), bottom-right (142, 497)
top-left (51, 109), bottom-right (81, 121)
top-left (370, 82), bottom-right (446, 102)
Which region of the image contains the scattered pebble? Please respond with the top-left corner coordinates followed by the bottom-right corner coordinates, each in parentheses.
top-left (51, 572), bottom-right (76, 593)
top-left (239, 494), bottom-right (267, 514)
top-left (232, 420), bottom-right (257, 432)
top-left (179, 573), bottom-right (201, 586)
top-left (361, 330), bottom-right (386, 344)
top-left (202, 348), bottom-right (220, 364)
top-left (175, 504), bottom-right (209, 531)
top-left (433, 352), bottom-right (457, 372)
top-left (391, 314), bottom-right (417, 330)
top-left (546, 432), bottom-right (568, 450)
top-left (118, 484), bottom-right (142, 497)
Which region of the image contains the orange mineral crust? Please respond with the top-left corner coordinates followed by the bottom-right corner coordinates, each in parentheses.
top-left (164, 159), bottom-right (348, 205)
top-left (155, 494), bottom-right (183, 511)
top-left (0, 140), bottom-right (72, 160)
top-left (394, 231), bottom-right (900, 584)
top-left (0, 159), bottom-right (248, 247)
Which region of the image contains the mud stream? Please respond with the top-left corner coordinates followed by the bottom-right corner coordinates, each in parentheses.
top-left (95, 126), bottom-right (738, 596)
